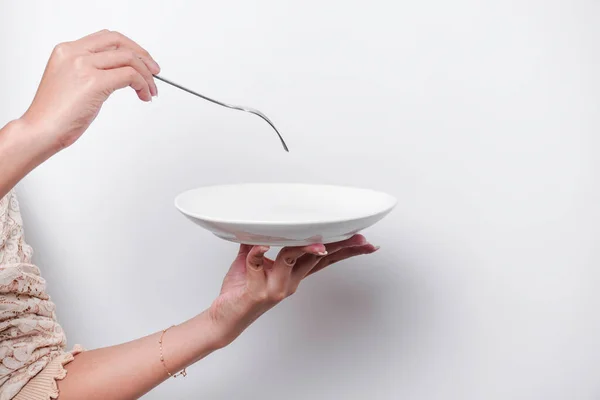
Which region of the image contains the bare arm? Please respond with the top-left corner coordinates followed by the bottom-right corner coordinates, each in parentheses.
top-left (59, 311), bottom-right (221, 399)
top-left (2, 30), bottom-right (378, 399)
top-left (0, 119), bottom-right (56, 199)
top-left (57, 237), bottom-right (376, 400)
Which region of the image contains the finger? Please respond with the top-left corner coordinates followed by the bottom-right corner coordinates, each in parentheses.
top-left (291, 235), bottom-right (365, 280)
top-left (306, 244), bottom-right (379, 278)
top-left (247, 245), bottom-right (270, 269)
top-left (290, 253), bottom-right (321, 282)
top-left (324, 234), bottom-right (367, 255)
top-left (238, 244), bottom-right (253, 257)
top-left (91, 49), bottom-right (157, 96)
top-left (276, 244), bottom-right (327, 268)
top-left (246, 245), bottom-right (269, 284)
top-left (79, 30), bottom-right (160, 75)
top-left (102, 66), bottom-right (152, 101)
top-left (267, 244), bottom-right (326, 295)
top-left (230, 244), bottom-right (252, 269)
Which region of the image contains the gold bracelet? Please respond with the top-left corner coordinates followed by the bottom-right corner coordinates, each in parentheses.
top-left (158, 326), bottom-right (188, 378)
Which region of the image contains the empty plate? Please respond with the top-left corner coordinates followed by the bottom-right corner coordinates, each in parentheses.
top-left (175, 183), bottom-right (397, 246)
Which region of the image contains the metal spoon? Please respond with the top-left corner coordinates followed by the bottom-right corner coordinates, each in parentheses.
top-left (153, 75), bottom-right (289, 152)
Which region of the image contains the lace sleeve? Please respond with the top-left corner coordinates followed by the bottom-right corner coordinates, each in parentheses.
top-left (0, 191), bottom-right (82, 400)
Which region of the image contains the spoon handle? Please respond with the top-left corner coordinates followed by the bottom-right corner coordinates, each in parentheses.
top-left (153, 75), bottom-right (289, 152)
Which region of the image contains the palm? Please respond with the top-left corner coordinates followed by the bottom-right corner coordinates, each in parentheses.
top-left (219, 253), bottom-right (250, 297)
top-left (210, 246), bottom-right (270, 330)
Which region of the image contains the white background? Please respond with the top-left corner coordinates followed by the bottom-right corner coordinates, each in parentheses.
top-left (1, 1), bottom-right (599, 399)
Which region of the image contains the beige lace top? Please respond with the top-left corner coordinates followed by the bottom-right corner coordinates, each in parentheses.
top-left (0, 190), bottom-right (81, 400)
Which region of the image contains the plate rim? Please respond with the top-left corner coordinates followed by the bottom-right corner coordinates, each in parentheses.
top-left (174, 183), bottom-right (397, 226)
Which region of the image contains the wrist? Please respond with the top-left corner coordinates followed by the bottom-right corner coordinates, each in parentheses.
top-left (207, 299), bottom-right (268, 347)
top-left (188, 309), bottom-right (231, 351)
top-left (8, 117), bottom-right (61, 159)
top-left (154, 311), bottom-right (226, 377)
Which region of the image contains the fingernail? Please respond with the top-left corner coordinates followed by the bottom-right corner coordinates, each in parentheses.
top-left (258, 246), bottom-right (270, 254)
top-left (311, 243), bottom-right (326, 253)
top-left (373, 246), bottom-right (381, 252)
top-left (317, 251), bottom-right (328, 256)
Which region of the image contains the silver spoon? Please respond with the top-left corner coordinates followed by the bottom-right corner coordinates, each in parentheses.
top-left (153, 75), bottom-right (289, 152)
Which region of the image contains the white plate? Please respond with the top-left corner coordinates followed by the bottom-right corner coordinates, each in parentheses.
top-left (175, 183), bottom-right (397, 246)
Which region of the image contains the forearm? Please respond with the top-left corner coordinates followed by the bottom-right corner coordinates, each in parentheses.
top-left (58, 310), bottom-right (224, 400)
top-left (0, 119), bottom-right (57, 198)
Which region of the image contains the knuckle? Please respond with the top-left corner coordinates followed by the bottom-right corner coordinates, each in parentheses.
top-left (282, 255), bottom-right (297, 267)
top-left (126, 50), bottom-right (138, 64)
top-left (125, 66), bottom-right (137, 78)
top-left (248, 256), bottom-right (263, 268)
top-left (107, 31), bottom-right (122, 43)
top-left (99, 29), bottom-right (111, 34)
top-left (52, 42), bottom-right (70, 58)
top-left (269, 290), bottom-right (287, 303)
top-left (256, 290), bottom-right (269, 303)
top-left (72, 55), bottom-right (86, 70)
top-left (84, 73), bottom-right (100, 89)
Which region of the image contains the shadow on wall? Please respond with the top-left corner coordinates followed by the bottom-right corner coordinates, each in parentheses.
top-left (205, 252), bottom-right (435, 399)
